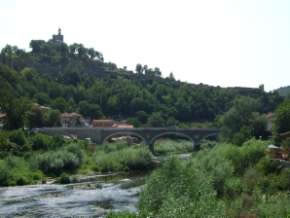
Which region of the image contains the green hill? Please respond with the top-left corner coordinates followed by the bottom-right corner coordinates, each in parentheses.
top-left (0, 35), bottom-right (284, 129)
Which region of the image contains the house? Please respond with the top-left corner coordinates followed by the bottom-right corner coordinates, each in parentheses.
top-left (0, 113), bottom-right (7, 129)
top-left (92, 119), bottom-right (133, 128)
top-left (60, 112), bottom-right (85, 127)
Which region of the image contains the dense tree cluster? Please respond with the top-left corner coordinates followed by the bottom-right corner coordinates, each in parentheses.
top-left (0, 39), bottom-right (283, 129)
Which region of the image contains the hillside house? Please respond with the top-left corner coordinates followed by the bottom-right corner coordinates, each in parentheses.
top-left (60, 112), bottom-right (85, 127)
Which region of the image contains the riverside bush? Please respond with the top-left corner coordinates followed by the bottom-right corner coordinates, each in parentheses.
top-left (9, 129), bottom-right (26, 146)
top-left (139, 158), bottom-right (226, 217)
top-left (35, 143), bottom-right (84, 176)
top-left (129, 138), bottom-right (290, 218)
top-left (0, 156), bottom-right (43, 186)
top-left (30, 133), bottom-right (53, 150)
top-left (154, 139), bottom-right (193, 155)
top-left (94, 147), bottom-right (153, 172)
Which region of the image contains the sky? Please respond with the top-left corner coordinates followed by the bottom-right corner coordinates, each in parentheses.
top-left (1, 0), bottom-right (290, 91)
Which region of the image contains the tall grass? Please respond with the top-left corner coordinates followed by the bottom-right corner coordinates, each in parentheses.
top-left (94, 146), bottom-right (154, 173)
top-left (154, 139), bottom-right (193, 155)
top-left (33, 143), bottom-right (84, 176)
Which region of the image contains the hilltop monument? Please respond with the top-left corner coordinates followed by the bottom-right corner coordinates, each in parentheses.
top-left (52, 28), bottom-right (64, 43)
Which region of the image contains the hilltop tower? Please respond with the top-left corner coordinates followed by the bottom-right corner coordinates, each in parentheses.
top-left (52, 28), bottom-right (64, 43)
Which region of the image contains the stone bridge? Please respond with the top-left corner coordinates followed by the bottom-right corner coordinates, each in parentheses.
top-left (34, 127), bottom-right (219, 152)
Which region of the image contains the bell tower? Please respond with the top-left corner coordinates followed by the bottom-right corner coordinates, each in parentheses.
top-left (52, 28), bottom-right (64, 43)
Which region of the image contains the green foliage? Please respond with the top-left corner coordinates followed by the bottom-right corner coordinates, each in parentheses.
top-left (43, 109), bottom-right (61, 127)
top-left (58, 172), bottom-right (71, 184)
top-left (30, 133), bottom-right (53, 150)
top-left (257, 193), bottom-right (290, 218)
top-left (219, 96), bottom-right (268, 145)
top-left (154, 139), bottom-right (193, 155)
top-left (275, 99), bottom-right (290, 134)
top-left (35, 143), bottom-right (84, 176)
top-left (255, 157), bottom-right (280, 175)
top-left (94, 146), bottom-right (153, 173)
top-left (52, 97), bottom-right (68, 113)
top-left (134, 138), bottom-right (290, 218)
top-left (8, 129), bottom-right (26, 146)
top-left (107, 212), bottom-right (137, 218)
top-left (78, 100), bottom-right (103, 118)
top-left (0, 156), bottom-right (43, 186)
top-left (139, 158), bottom-right (226, 217)
top-left (147, 112), bottom-right (165, 127)
top-left (0, 39), bottom-right (283, 129)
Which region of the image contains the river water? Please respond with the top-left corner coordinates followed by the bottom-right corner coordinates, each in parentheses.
top-left (0, 174), bottom-right (144, 217)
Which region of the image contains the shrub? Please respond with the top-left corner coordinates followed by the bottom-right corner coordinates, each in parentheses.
top-left (30, 133), bottom-right (53, 150)
top-left (35, 144), bottom-right (84, 176)
top-left (103, 141), bottom-right (129, 153)
top-left (257, 193), bottom-right (290, 217)
top-left (58, 173), bottom-right (71, 184)
top-left (139, 158), bottom-right (226, 217)
top-left (275, 100), bottom-right (290, 134)
top-left (256, 157), bottom-right (280, 175)
top-left (94, 147), bottom-right (153, 173)
top-left (9, 129), bottom-right (26, 146)
top-left (0, 156), bottom-right (43, 186)
top-left (154, 139), bottom-right (193, 155)
top-left (225, 139), bottom-right (267, 175)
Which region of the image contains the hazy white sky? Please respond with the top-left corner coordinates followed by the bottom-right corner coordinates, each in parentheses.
top-left (1, 0), bottom-right (290, 91)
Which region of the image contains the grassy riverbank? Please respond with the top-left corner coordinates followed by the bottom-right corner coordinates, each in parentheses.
top-left (109, 138), bottom-right (290, 218)
top-left (0, 130), bottom-right (193, 186)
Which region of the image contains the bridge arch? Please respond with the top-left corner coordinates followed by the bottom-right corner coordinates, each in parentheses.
top-left (102, 131), bottom-right (146, 145)
top-left (150, 132), bottom-right (195, 153)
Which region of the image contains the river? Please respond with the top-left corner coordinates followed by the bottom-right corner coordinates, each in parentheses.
top-left (0, 174), bottom-right (145, 217)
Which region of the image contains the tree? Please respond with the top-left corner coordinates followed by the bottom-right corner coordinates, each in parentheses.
top-left (3, 98), bottom-right (30, 130)
top-left (25, 105), bottom-right (44, 128)
top-left (44, 109), bottom-right (61, 127)
top-left (34, 93), bottom-right (50, 105)
top-left (147, 112), bottom-right (166, 127)
top-left (219, 96), bottom-right (262, 145)
top-left (79, 101), bottom-right (103, 118)
top-left (52, 97), bottom-right (68, 113)
top-left (275, 100), bottom-right (290, 134)
top-left (136, 111), bottom-right (148, 124)
top-left (136, 64), bottom-right (143, 75)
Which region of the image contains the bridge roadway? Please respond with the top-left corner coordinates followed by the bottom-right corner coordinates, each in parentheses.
top-left (34, 127), bottom-right (219, 152)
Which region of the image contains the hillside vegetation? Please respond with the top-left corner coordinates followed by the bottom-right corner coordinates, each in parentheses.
top-left (0, 39), bottom-right (283, 129)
